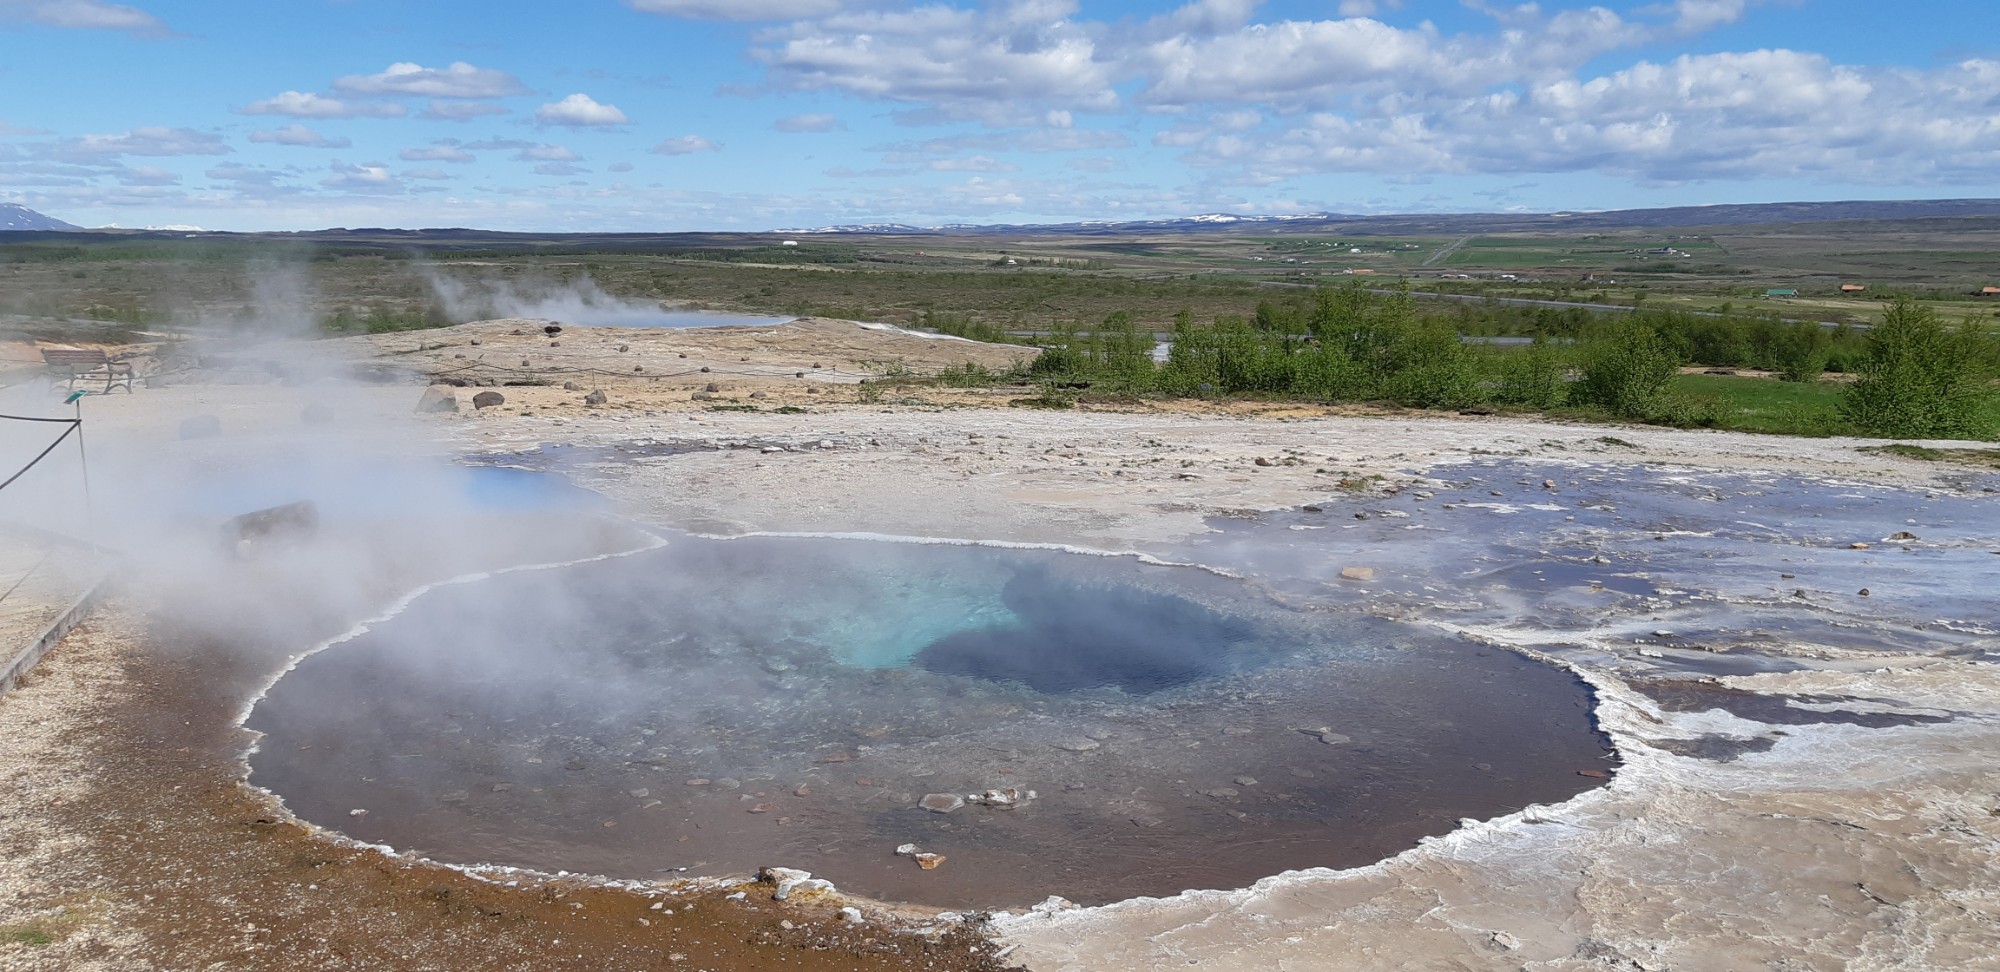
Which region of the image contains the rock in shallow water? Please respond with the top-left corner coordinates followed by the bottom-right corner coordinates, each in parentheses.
top-left (919, 793), bottom-right (965, 813)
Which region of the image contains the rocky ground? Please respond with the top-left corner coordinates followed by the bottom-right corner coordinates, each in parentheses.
top-left (2, 318), bottom-right (1997, 970)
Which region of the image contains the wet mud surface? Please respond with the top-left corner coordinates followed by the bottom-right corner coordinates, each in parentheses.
top-left (247, 537), bottom-right (1612, 909)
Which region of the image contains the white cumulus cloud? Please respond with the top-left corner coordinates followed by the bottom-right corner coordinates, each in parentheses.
top-left (400, 145), bottom-right (476, 163)
top-left (321, 161), bottom-right (403, 193)
top-left (248, 125), bottom-right (351, 149)
top-left (652, 135), bottom-right (720, 155)
top-left (333, 62), bottom-right (528, 99)
top-left (242, 92), bottom-right (406, 119)
top-left (0, 0), bottom-right (169, 35)
top-left (533, 94), bottom-right (630, 127)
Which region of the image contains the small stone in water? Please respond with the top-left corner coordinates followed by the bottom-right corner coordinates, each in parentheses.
top-left (896, 843), bottom-right (920, 857)
top-left (685, 778), bottom-right (710, 786)
top-left (629, 789), bottom-right (649, 798)
top-left (919, 793), bottom-right (965, 814)
top-left (1338, 566), bottom-right (1376, 581)
top-left (913, 853), bottom-right (946, 870)
top-left (747, 803), bottom-right (774, 814)
top-left (1233, 776), bottom-right (1258, 787)
top-left (793, 784), bottom-right (812, 797)
top-left (1577, 768), bottom-right (1609, 778)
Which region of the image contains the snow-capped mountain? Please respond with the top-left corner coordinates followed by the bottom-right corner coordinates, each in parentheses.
top-left (0, 204), bottom-right (80, 231)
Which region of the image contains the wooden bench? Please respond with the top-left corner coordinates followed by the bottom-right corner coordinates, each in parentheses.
top-left (41, 348), bottom-right (134, 394)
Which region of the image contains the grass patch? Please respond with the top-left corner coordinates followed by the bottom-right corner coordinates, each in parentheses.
top-left (1668, 374), bottom-right (1847, 435)
top-left (2, 927), bottom-right (56, 947)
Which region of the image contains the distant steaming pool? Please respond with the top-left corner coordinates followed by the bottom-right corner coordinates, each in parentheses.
top-left (563, 308), bottom-right (791, 328)
top-left (246, 534), bottom-right (1611, 908)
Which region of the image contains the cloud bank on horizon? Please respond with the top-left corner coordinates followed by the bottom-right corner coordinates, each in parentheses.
top-left (0, 0), bottom-right (1994, 231)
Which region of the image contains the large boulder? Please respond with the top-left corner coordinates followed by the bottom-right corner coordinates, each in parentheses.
top-left (471, 390), bottom-right (505, 409)
top-left (415, 386), bottom-right (459, 413)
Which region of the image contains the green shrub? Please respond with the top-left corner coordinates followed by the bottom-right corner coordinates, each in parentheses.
top-left (1493, 338), bottom-right (1569, 408)
top-left (1572, 324), bottom-right (1684, 418)
top-left (1383, 323), bottom-right (1482, 408)
top-left (1839, 297), bottom-right (1997, 438)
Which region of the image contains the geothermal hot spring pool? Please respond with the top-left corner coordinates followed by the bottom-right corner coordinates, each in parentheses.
top-left (246, 534), bottom-right (1610, 907)
top-left (244, 456), bottom-right (1999, 910)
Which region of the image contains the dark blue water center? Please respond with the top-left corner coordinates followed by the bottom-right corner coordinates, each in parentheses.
top-left (914, 570), bottom-right (1257, 694)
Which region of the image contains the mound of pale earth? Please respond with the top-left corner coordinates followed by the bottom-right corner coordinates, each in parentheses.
top-left (337, 316), bottom-right (1034, 392)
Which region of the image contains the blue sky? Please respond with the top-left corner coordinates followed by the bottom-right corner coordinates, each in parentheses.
top-left (1, 0), bottom-right (1995, 231)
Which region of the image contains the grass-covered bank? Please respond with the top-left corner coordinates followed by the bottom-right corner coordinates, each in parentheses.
top-left (929, 291), bottom-right (2000, 441)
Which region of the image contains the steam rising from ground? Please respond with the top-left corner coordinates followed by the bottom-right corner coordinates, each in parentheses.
top-left (424, 269), bottom-right (673, 327)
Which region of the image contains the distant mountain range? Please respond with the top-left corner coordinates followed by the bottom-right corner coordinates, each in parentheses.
top-left (0, 204), bottom-right (79, 231)
top-left (775, 198), bottom-right (2000, 236)
top-left (6, 197), bottom-right (2000, 243)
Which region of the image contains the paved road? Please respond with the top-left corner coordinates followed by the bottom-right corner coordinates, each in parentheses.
top-left (1422, 236), bottom-right (1471, 268)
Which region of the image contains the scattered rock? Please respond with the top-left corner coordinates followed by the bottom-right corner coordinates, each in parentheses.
top-left (1253, 457), bottom-right (1274, 467)
top-left (1849, 542), bottom-right (1870, 550)
top-left (793, 784), bottom-right (811, 797)
top-left (1030, 896), bottom-right (1078, 915)
top-left (583, 389), bottom-right (608, 406)
top-left (895, 843), bottom-right (920, 857)
top-left (840, 907), bottom-right (863, 923)
top-left (1129, 814), bottom-right (1164, 828)
top-left (686, 779), bottom-right (710, 786)
top-left (414, 387), bottom-right (458, 414)
top-left (704, 382), bottom-right (721, 393)
top-left (1577, 768), bottom-right (1609, 778)
top-left (1338, 566), bottom-right (1376, 581)
top-left (1858, 588), bottom-right (1871, 597)
top-left (1233, 776), bottom-right (1258, 787)
top-left (749, 391), bottom-right (767, 400)
top-left (469, 338), bottom-right (481, 346)
top-left (747, 802), bottom-right (774, 814)
top-left (971, 787), bottom-right (1035, 810)
top-left (1493, 931), bottom-right (1521, 950)
top-left (1201, 787), bottom-right (1239, 799)
top-left (617, 344), bottom-right (630, 353)
top-left (1298, 727), bottom-right (1351, 745)
top-left (757, 867), bottom-right (834, 901)
top-left (543, 324), bottom-right (562, 336)
top-left (919, 793), bottom-right (965, 814)
top-left (471, 390), bottom-right (505, 409)
top-left (348, 808), bottom-right (367, 817)
top-left (1302, 504), bottom-right (1324, 513)
top-left (562, 381), bottom-right (581, 391)
top-left (913, 853), bottom-right (946, 870)
top-left (1888, 531), bottom-right (1918, 541)
top-left (691, 391), bottom-right (716, 401)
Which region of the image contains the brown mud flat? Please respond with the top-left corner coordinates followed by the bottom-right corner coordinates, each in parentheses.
top-left (0, 517), bottom-right (1009, 972)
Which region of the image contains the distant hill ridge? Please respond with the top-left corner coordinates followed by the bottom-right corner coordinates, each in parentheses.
top-left (0, 203), bottom-right (80, 231)
top-left (775, 198), bottom-right (2000, 236)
